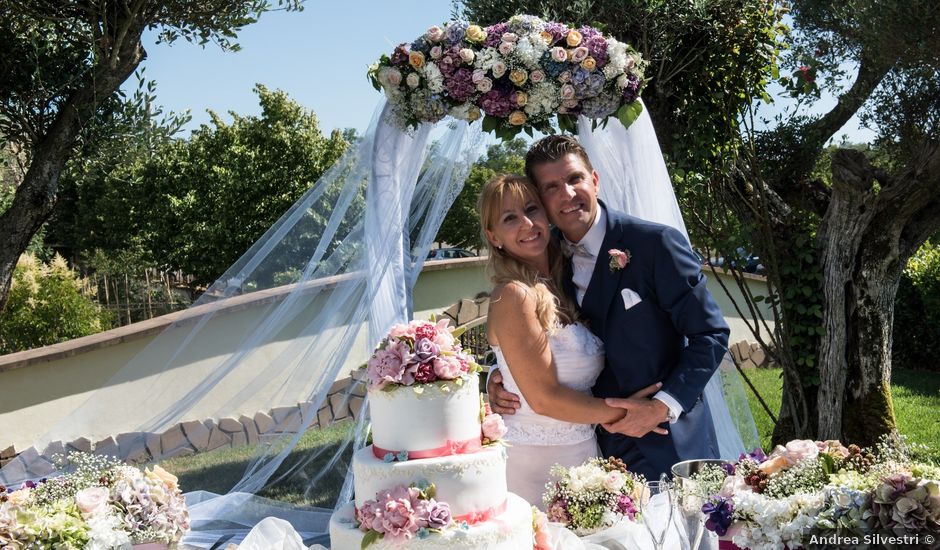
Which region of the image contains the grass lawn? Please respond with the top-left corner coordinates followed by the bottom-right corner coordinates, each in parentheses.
top-left (163, 368), bottom-right (939, 506)
top-left (740, 367), bottom-right (940, 460)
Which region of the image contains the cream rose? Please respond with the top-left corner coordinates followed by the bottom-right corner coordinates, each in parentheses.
top-left (466, 25), bottom-right (487, 43)
top-left (514, 91), bottom-right (528, 106)
top-left (539, 30), bottom-right (554, 44)
top-left (603, 471), bottom-right (626, 492)
top-left (501, 32), bottom-right (519, 43)
top-left (508, 111), bottom-right (527, 126)
top-left (491, 61), bottom-right (507, 79)
top-left (380, 67), bottom-right (402, 88)
top-left (406, 72), bottom-right (420, 88)
top-left (509, 69), bottom-right (528, 86)
top-left (558, 70), bottom-right (571, 83)
top-left (75, 486), bottom-right (110, 517)
top-left (561, 84), bottom-right (576, 100)
top-left (550, 46), bottom-right (568, 62)
top-left (146, 464), bottom-right (179, 492)
top-left (408, 51), bottom-right (426, 70)
top-left (467, 106), bottom-right (482, 122)
top-left (498, 41), bottom-right (515, 55)
top-left (566, 30), bottom-right (583, 47)
top-left (476, 77), bottom-right (493, 93)
top-left (459, 48), bottom-right (475, 64)
top-left (781, 439), bottom-right (819, 464)
top-left (581, 56), bottom-right (597, 71)
top-left (757, 455), bottom-right (789, 475)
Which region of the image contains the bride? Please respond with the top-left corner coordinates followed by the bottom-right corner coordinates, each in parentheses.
top-left (477, 174), bottom-right (662, 507)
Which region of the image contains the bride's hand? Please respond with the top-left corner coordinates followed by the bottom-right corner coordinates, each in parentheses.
top-left (600, 382), bottom-right (670, 437)
top-left (485, 368), bottom-right (521, 415)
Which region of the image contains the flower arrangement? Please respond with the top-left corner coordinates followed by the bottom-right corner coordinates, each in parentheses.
top-left (355, 482), bottom-right (453, 548)
top-left (0, 453), bottom-right (189, 549)
top-left (543, 456), bottom-right (644, 536)
top-left (368, 15), bottom-right (648, 140)
top-left (365, 318), bottom-right (481, 391)
top-left (607, 248), bottom-right (630, 272)
top-left (531, 507), bottom-right (554, 550)
top-left (697, 437), bottom-right (940, 549)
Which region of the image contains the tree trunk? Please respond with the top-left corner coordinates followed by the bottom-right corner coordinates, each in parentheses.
top-left (0, 26), bottom-right (145, 311)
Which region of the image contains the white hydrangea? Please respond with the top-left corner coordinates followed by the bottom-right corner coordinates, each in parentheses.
top-left (603, 39), bottom-right (630, 80)
top-left (474, 47), bottom-right (502, 72)
top-left (421, 62), bottom-right (444, 93)
top-left (731, 491), bottom-right (824, 550)
top-left (512, 32), bottom-right (549, 68)
top-left (524, 82), bottom-right (561, 117)
top-left (85, 512), bottom-right (132, 550)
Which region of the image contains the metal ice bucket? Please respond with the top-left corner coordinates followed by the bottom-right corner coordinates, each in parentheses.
top-left (672, 459), bottom-right (729, 550)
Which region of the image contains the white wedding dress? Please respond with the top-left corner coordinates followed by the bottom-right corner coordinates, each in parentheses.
top-left (492, 321), bottom-right (605, 508)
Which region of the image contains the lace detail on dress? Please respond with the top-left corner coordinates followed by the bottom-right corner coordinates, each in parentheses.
top-left (492, 321), bottom-right (605, 446)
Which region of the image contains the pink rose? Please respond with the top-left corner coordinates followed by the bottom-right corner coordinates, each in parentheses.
top-left (426, 25), bottom-right (445, 43)
top-left (498, 41), bottom-right (514, 55)
top-left (482, 413), bottom-right (507, 442)
top-left (356, 499), bottom-right (378, 531)
top-left (560, 84), bottom-right (576, 100)
top-left (430, 45), bottom-right (443, 59)
top-left (609, 249), bottom-right (630, 269)
top-left (533, 510), bottom-right (553, 550)
top-left (551, 46), bottom-right (567, 62)
top-left (432, 355), bottom-right (463, 379)
top-left (75, 486), bottom-right (110, 517)
top-left (471, 69), bottom-right (486, 83)
top-left (781, 439), bottom-right (819, 464)
top-left (530, 70), bottom-right (545, 83)
top-left (501, 32), bottom-right (519, 43)
top-left (571, 46), bottom-right (589, 63)
top-left (492, 62), bottom-right (507, 79)
top-left (367, 341), bottom-right (412, 389)
top-left (558, 70), bottom-right (571, 83)
top-left (388, 323), bottom-right (415, 340)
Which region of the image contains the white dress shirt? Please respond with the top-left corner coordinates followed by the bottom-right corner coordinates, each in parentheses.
top-left (563, 206), bottom-right (684, 423)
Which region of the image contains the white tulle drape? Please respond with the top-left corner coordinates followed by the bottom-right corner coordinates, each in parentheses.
top-left (577, 102), bottom-right (760, 459)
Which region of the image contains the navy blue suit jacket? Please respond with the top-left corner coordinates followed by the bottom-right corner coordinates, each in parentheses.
top-left (563, 205), bottom-right (729, 479)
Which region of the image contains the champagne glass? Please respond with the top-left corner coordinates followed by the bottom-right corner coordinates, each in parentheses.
top-left (638, 479), bottom-right (674, 550)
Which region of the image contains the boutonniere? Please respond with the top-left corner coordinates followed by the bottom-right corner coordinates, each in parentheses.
top-left (608, 248), bottom-right (631, 272)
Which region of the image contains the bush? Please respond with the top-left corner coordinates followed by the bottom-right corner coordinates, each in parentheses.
top-left (0, 253), bottom-right (112, 355)
top-left (893, 241), bottom-right (940, 372)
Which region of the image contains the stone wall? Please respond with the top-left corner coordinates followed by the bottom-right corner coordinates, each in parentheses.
top-left (729, 339), bottom-right (776, 369)
top-left (0, 375), bottom-right (366, 475)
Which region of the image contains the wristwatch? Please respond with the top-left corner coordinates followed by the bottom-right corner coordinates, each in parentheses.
top-left (665, 407), bottom-right (678, 423)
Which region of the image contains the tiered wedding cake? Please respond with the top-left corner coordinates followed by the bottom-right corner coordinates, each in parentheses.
top-left (328, 320), bottom-right (533, 549)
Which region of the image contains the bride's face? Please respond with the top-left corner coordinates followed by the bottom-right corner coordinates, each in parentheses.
top-left (485, 193), bottom-right (550, 264)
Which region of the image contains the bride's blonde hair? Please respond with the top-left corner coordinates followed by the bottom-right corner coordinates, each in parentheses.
top-left (477, 174), bottom-right (578, 331)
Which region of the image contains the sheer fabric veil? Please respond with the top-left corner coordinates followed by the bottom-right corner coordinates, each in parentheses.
top-left (577, 102), bottom-right (760, 459)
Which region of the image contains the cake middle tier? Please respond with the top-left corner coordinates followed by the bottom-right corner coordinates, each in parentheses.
top-left (369, 372), bottom-right (482, 455)
top-left (353, 444), bottom-right (508, 519)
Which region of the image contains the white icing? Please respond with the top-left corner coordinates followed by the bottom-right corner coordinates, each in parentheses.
top-left (353, 445), bottom-right (508, 518)
top-left (369, 373), bottom-right (482, 453)
top-left (329, 493), bottom-right (534, 550)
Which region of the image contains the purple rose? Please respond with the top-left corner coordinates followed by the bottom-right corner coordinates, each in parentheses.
top-left (424, 500), bottom-right (452, 529)
top-left (414, 338), bottom-right (440, 363)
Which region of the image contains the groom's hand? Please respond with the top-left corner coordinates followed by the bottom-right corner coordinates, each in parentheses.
top-left (485, 369), bottom-right (520, 415)
top-left (601, 383), bottom-right (670, 437)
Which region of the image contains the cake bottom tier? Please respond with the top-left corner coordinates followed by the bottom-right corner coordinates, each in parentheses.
top-left (328, 493), bottom-right (533, 550)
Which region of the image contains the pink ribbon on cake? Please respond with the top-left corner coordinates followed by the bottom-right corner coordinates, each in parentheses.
top-left (453, 499), bottom-right (508, 525)
top-left (372, 437), bottom-right (483, 460)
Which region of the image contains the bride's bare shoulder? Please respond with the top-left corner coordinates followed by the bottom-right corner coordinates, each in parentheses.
top-left (490, 281), bottom-right (536, 309)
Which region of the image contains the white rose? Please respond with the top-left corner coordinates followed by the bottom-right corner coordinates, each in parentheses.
top-left (616, 74), bottom-right (630, 89)
top-left (459, 48), bottom-right (475, 64)
top-left (492, 62), bottom-right (507, 79)
top-left (603, 471), bottom-right (626, 492)
top-left (75, 486), bottom-right (111, 517)
top-left (476, 77), bottom-right (493, 93)
top-left (406, 72), bottom-right (420, 88)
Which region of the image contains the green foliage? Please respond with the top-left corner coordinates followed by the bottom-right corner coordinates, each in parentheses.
top-left (135, 86), bottom-right (349, 286)
top-left (0, 253), bottom-right (111, 354)
top-left (435, 139), bottom-right (527, 249)
top-left (894, 242), bottom-right (940, 372)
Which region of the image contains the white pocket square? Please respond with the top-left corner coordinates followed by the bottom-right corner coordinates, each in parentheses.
top-left (621, 288), bottom-right (642, 310)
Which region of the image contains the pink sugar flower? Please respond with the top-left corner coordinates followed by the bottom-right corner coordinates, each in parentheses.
top-left (367, 341), bottom-right (412, 389)
top-left (482, 413), bottom-right (507, 442)
top-left (432, 354), bottom-right (463, 380)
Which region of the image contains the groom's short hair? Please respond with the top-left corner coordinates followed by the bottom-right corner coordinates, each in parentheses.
top-left (524, 135), bottom-right (594, 186)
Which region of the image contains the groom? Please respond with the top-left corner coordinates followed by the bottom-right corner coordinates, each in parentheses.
top-left (487, 135), bottom-right (729, 481)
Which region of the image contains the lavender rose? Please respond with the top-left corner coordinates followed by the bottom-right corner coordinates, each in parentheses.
top-left (414, 337), bottom-right (440, 363)
top-left (424, 500), bottom-right (452, 529)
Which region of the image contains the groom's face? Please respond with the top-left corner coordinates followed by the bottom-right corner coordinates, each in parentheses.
top-left (530, 153), bottom-right (600, 243)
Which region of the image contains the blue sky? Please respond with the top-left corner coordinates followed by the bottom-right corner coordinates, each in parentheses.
top-left (136, 2), bottom-right (874, 144)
